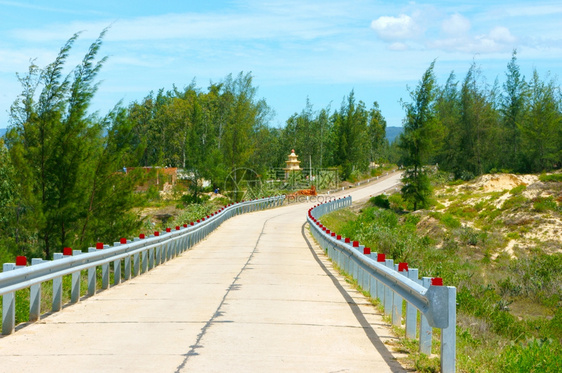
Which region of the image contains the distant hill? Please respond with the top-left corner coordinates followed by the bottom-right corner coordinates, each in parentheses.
top-left (385, 126), bottom-right (403, 143)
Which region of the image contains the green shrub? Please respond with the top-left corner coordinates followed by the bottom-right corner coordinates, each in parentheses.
top-left (510, 184), bottom-right (527, 195)
top-left (181, 193), bottom-right (210, 205)
top-left (146, 185), bottom-right (160, 201)
top-left (501, 195), bottom-right (527, 210)
top-left (498, 338), bottom-right (562, 373)
top-left (539, 173), bottom-right (562, 182)
top-left (370, 194), bottom-right (390, 209)
top-left (388, 193), bottom-right (406, 211)
top-left (533, 196), bottom-right (558, 213)
top-left (441, 213), bottom-right (461, 229)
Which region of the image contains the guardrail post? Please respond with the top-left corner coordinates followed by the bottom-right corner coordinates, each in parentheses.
top-left (419, 277), bottom-right (433, 355)
top-left (148, 238), bottom-right (155, 270)
top-left (100, 244), bottom-right (110, 289)
top-left (2, 263), bottom-right (16, 335)
top-left (52, 253), bottom-right (64, 312)
top-left (405, 268), bottom-right (419, 339)
top-left (384, 259), bottom-right (394, 316)
top-left (441, 286), bottom-right (457, 373)
top-left (369, 251), bottom-right (378, 299)
top-left (87, 247), bottom-right (97, 296)
top-left (30, 258), bottom-right (43, 322)
top-left (393, 263), bottom-right (405, 327)
top-left (71, 250), bottom-right (82, 303)
top-left (376, 254), bottom-right (385, 305)
top-left (111, 243), bottom-right (122, 287)
top-left (133, 237), bottom-right (142, 276)
top-left (121, 239), bottom-right (131, 281)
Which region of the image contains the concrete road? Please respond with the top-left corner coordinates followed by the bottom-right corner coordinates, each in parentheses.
top-left (0, 173), bottom-right (405, 373)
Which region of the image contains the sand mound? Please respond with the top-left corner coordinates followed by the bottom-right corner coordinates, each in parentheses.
top-left (471, 174), bottom-right (539, 192)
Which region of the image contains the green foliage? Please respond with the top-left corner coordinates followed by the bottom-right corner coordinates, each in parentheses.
top-left (388, 193), bottom-right (407, 211)
top-left (539, 173), bottom-right (562, 182)
top-left (441, 213), bottom-right (461, 229)
top-left (533, 196), bottom-right (559, 212)
top-left (510, 184), bottom-right (527, 195)
top-left (370, 194), bottom-right (390, 209)
top-left (430, 51), bottom-right (562, 177)
top-left (181, 193), bottom-right (210, 205)
top-left (4, 31), bottom-right (145, 258)
top-left (498, 338), bottom-right (562, 373)
top-left (399, 61), bottom-right (438, 210)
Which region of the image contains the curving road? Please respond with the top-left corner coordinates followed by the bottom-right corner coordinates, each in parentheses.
top-left (0, 173), bottom-right (404, 373)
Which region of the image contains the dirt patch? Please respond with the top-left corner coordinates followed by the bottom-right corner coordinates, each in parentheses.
top-left (135, 205), bottom-right (182, 226)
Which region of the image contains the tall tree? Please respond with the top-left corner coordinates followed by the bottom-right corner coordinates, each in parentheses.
top-left (6, 30), bottom-right (142, 257)
top-left (434, 71), bottom-right (462, 175)
top-left (500, 50), bottom-right (528, 171)
top-left (367, 101), bottom-right (387, 165)
top-left (333, 90), bottom-right (370, 180)
top-left (399, 61), bottom-right (438, 210)
top-left (520, 70), bottom-right (562, 172)
top-left (457, 63), bottom-right (497, 177)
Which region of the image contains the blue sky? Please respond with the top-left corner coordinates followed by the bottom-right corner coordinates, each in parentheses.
top-left (1, 1), bottom-right (561, 129)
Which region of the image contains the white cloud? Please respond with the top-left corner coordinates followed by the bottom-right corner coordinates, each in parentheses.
top-left (488, 26), bottom-right (516, 45)
top-left (430, 26), bottom-right (517, 54)
top-left (442, 13), bottom-right (471, 36)
top-left (370, 14), bottom-right (421, 41)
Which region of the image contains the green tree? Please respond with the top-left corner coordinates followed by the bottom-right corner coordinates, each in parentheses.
top-left (520, 70), bottom-right (562, 172)
top-left (457, 63), bottom-right (498, 178)
top-left (399, 61), bottom-right (438, 210)
top-left (333, 90), bottom-right (370, 180)
top-left (500, 50), bottom-right (528, 171)
top-left (367, 101), bottom-right (387, 165)
top-left (7, 32), bottom-right (108, 257)
top-left (6, 30), bottom-right (144, 257)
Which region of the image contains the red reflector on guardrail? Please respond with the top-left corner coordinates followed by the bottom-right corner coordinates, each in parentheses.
top-left (431, 277), bottom-right (443, 286)
top-left (337, 235), bottom-right (342, 240)
top-left (16, 256), bottom-right (27, 266)
top-left (398, 262), bottom-right (408, 272)
top-left (96, 242), bottom-right (104, 250)
top-left (364, 247), bottom-right (371, 255)
top-left (352, 241), bottom-right (359, 247)
top-left (63, 247), bottom-right (72, 256)
top-left (166, 228), bottom-right (171, 232)
top-left (176, 226), bottom-right (180, 230)
top-left (344, 238), bottom-right (351, 243)
top-left (154, 231), bottom-right (160, 237)
top-left (120, 238), bottom-right (127, 244)
top-left (377, 253), bottom-right (385, 262)
top-left (139, 234), bottom-right (145, 239)
top-left (331, 232), bottom-right (336, 237)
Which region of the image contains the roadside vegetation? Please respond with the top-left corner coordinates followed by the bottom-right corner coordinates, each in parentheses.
top-left (320, 170), bottom-right (562, 372)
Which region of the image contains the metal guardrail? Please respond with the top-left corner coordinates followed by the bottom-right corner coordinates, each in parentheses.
top-left (1, 195), bottom-right (285, 336)
top-left (308, 196), bottom-right (456, 373)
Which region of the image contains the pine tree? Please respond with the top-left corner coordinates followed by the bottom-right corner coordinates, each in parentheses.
top-left (399, 61), bottom-right (438, 210)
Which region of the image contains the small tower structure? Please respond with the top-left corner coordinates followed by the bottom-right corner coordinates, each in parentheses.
top-left (283, 149), bottom-right (302, 179)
